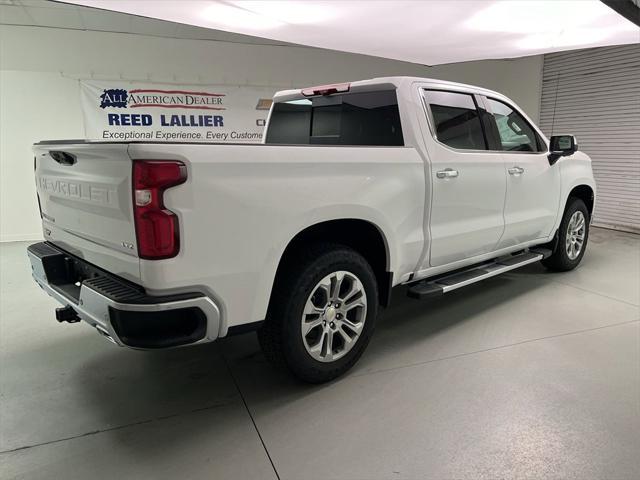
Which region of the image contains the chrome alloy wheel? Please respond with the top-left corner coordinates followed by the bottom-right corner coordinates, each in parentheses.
top-left (301, 271), bottom-right (367, 363)
top-left (566, 210), bottom-right (586, 260)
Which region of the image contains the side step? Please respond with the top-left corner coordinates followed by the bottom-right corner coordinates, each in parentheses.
top-left (407, 249), bottom-right (550, 300)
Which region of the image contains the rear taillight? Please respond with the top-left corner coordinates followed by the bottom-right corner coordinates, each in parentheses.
top-left (133, 161), bottom-right (187, 259)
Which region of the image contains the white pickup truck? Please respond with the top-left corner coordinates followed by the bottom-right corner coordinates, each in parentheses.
top-left (28, 76), bottom-right (595, 382)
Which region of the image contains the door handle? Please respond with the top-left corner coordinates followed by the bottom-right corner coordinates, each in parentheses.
top-left (436, 168), bottom-right (459, 179)
top-left (508, 166), bottom-right (525, 175)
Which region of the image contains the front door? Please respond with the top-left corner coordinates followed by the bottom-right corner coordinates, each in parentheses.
top-left (422, 89), bottom-right (507, 267)
top-left (482, 97), bottom-right (561, 248)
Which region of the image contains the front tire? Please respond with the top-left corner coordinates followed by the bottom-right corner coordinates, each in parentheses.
top-left (542, 197), bottom-right (590, 271)
top-left (258, 244), bottom-right (378, 383)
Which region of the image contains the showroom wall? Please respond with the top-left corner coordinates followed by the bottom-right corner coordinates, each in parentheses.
top-left (0, 25), bottom-right (544, 242)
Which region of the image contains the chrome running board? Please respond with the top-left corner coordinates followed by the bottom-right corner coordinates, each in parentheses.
top-left (407, 249), bottom-right (551, 300)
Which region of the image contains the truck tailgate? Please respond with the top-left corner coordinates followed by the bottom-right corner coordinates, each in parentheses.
top-left (33, 142), bottom-right (140, 281)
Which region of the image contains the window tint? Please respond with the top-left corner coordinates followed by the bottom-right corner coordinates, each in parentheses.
top-left (424, 90), bottom-right (487, 150)
top-left (485, 98), bottom-right (541, 152)
top-left (265, 90), bottom-right (404, 146)
top-left (265, 100), bottom-right (312, 144)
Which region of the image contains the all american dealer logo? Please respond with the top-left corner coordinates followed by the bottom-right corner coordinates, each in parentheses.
top-left (99, 88), bottom-right (226, 110)
top-left (99, 87), bottom-right (227, 130)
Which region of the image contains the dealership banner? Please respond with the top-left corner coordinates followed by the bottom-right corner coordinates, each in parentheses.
top-left (80, 80), bottom-right (277, 143)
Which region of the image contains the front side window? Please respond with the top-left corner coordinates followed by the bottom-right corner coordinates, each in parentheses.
top-left (265, 90), bottom-right (404, 146)
top-left (424, 90), bottom-right (487, 150)
top-left (485, 98), bottom-right (542, 152)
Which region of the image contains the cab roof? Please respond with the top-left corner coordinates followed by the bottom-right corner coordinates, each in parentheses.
top-left (273, 76), bottom-right (507, 103)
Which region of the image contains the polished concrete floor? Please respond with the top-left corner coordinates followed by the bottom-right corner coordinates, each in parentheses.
top-left (1, 227), bottom-right (639, 479)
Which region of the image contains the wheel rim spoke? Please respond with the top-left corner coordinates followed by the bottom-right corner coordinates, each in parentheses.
top-left (339, 281), bottom-right (359, 303)
top-left (308, 333), bottom-right (324, 354)
top-left (345, 299), bottom-right (365, 311)
top-left (317, 281), bottom-right (332, 303)
top-left (337, 326), bottom-right (354, 344)
top-left (324, 331), bottom-right (334, 361)
top-left (302, 319), bottom-right (323, 336)
top-left (341, 318), bottom-right (363, 333)
top-left (329, 272), bottom-right (344, 301)
top-left (304, 298), bottom-right (324, 316)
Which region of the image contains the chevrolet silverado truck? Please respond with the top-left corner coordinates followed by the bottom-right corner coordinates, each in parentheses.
top-left (28, 77), bottom-right (595, 383)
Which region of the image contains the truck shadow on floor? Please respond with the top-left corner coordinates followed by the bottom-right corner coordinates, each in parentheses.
top-left (64, 265), bottom-right (558, 461)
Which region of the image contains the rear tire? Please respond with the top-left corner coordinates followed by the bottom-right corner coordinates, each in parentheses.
top-left (542, 197), bottom-right (590, 272)
top-left (258, 244), bottom-right (378, 383)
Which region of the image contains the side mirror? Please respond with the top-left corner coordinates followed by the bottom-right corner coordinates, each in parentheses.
top-left (548, 135), bottom-right (578, 165)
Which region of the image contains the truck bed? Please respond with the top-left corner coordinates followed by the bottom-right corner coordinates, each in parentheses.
top-left (33, 140), bottom-right (425, 334)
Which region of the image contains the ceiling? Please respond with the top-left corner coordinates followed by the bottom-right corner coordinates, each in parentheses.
top-left (0, 0), bottom-right (290, 46)
top-left (62, 0), bottom-right (639, 65)
top-left (2, 1), bottom-right (638, 65)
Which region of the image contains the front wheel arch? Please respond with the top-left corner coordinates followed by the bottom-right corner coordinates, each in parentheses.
top-left (567, 184), bottom-right (594, 218)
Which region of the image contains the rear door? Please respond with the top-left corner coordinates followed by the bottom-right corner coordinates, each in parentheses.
top-left (481, 96), bottom-right (561, 247)
top-left (33, 142), bottom-right (140, 281)
top-left (420, 89), bottom-right (506, 267)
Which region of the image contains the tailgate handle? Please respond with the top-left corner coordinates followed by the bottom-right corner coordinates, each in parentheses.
top-left (50, 151), bottom-right (77, 166)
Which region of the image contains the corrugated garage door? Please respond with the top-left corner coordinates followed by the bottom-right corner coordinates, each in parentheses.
top-left (540, 44), bottom-right (640, 233)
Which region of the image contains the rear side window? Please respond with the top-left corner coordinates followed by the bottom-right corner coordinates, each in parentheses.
top-left (485, 98), bottom-right (542, 152)
top-left (424, 90), bottom-right (487, 150)
top-left (265, 90), bottom-right (404, 146)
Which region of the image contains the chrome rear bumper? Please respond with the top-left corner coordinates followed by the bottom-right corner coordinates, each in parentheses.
top-left (27, 242), bottom-right (220, 348)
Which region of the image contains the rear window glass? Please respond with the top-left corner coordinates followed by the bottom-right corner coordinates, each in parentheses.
top-left (265, 90), bottom-right (404, 146)
top-left (424, 90), bottom-right (487, 150)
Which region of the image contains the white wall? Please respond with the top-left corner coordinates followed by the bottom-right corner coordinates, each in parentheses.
top-left (0, 25), bottom-right (543, 242)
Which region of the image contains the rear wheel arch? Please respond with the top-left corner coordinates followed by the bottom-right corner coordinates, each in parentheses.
top-left (271, 219), bottom-right (393, 307)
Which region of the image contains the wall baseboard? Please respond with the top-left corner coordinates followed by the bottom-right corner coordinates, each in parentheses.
top-left (592, 222), bottom-right (640, 235)
top-left (0, 233), bottom-right (44, 243)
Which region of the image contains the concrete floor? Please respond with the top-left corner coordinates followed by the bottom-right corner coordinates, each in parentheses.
top-left (1, 227), bottom-right (639, 479)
